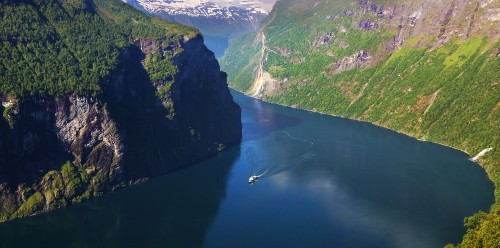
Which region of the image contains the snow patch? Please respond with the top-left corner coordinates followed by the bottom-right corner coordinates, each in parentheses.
top-left (125, 0), bottom-right (268, 19)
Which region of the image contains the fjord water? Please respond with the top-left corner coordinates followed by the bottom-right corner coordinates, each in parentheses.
top-left (0, 91), bottom-right (493, 248)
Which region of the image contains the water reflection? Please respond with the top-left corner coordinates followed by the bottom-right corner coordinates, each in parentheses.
top-left (0, 148), bottom-right (241, 248)
top-left (246, 131), bottom-right (317, 183)
top-left (0, 91), bottom-right (494, 248)
top-left (239, 95), bottom-right (302, 141)
top-left (202, 91), bottom-right (493, 248)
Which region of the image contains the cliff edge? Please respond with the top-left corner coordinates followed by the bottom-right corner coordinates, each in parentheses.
top-left (0, 0), bottom-right (241, 221)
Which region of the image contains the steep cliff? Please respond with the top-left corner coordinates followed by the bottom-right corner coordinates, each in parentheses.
top-left (0, 0), bottom-right (241, 221)
top-left (124, 0), bottom-right (269, 57)
top-left (221, 0), bottom-right (499, 246)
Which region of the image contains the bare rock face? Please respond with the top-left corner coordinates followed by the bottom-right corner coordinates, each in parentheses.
top-left (343, 0), bottom-right (498, 51)
top-left (0, 94), bottom-right (126, 218)
top-left (313, 32), bottom-right (335, 47)
top-left (331, 50), bottom-right (372, 73)
top-left (172, 36), bottom-right (241, 139)
top-left (383, 0), bottom-right (499, 50)
top-left (0, 35), bottom-right (242, 221)
top-left (357, 19), bottom-right (379, 30)
top-left (104, 36), bottom-right (241, 178)
top-left (54, 96), bottom-right (124, 187)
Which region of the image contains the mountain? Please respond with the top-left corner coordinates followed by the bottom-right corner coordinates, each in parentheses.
top-left (0, 0), bottom-right (241, 221)
top-left (125, 0), bottom-right (268, 18)
top-left (221, 0), bottom-right (499, 246)
top-left (124, 0), bottom-right (269, 57)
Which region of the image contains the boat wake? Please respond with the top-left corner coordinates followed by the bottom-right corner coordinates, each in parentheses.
top-left (246, 130), bottom-right (317, 184)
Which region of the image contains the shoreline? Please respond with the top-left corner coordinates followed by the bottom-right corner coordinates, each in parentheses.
top-left (231, 87), bottom-right (479, 160)
top-left (230, 87), bottom-right (499, 208)
top-left (230, 87), bottom-right (499, 209)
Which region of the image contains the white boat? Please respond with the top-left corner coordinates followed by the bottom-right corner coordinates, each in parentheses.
top-left (249, 175), bottom-right (260, 184)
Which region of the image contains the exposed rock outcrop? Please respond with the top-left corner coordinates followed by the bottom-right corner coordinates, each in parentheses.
top-left (0, 35), bottom-right (242, 221)
top-left (357, 19), bottom-right (379, 30)
top-left (312, 32), bottom-right (335, 46)
top-left (0, 95), bottom-right (124, 220)
top-left (331, 50), bottom-right (371, 73)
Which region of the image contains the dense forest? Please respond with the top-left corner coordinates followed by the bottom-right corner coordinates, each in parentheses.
top-left (0, 0), bottom-right (197, 97)
top-left (221, 0), bottom-right (500, 246)
top-left (0, 0), bottom-right (224, 221)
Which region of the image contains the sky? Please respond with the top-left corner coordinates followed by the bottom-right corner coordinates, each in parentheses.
top-left (249, 0), bottom-right (278, 11)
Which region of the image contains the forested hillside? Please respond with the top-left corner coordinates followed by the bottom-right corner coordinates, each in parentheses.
top-left (221, 0), bottom-right (499, 246)
top-left (0, 0), bottom-right (241, 221)
top-left (0, 0), bottom-right (197, 97)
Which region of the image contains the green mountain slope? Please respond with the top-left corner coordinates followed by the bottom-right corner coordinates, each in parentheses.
top-left (0, 0), bottom-right (197, 97)
top-left (221, 0), bottom-right (500, 246)
top-left (0, 0), bottom-right (241, 221)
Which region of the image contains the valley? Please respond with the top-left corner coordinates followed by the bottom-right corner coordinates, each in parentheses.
top-left (124, 0), bottom-right (272, 57)
top-left (221, 0), bottom-right (500, 246)
top-left (0, 0), bottom-right (498, 246)
top-left (0, 91), bottom-right (493, 248)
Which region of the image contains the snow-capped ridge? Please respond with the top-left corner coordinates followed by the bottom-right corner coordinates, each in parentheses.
top-left (125, 0), bottom-right (267, 19)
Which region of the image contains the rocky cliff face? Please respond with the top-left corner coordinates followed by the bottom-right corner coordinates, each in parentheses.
top-left (223, 0), bottom-right (499, 95)
top-left (171, 36), bottom-right (242, 152)
top-left (0, 35), bottom-right (241, 221)
top-left (124, 0), bottom-right (269, 57)
top-left (0, 95), bottom-right (124, 219)
top-left (331, 50), bottom-right (371, 73)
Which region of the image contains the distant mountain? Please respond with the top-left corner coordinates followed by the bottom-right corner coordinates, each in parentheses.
top-left (124, 0), bottom-right (269, 57)
top-left (125, 0), bottom-right (267, 19)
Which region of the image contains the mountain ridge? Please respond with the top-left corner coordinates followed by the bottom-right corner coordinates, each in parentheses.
top-left (124, 0), bottom-right (267, 36)
top-left (125, 0), bottom-right (268, 16)
top-left (124, 0), bottom-right (270, 57)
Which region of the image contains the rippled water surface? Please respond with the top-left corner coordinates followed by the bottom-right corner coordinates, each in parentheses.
top-left (0, 91), bottom-right (494, 248)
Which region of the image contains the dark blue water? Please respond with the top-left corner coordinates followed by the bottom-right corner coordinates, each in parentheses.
top-left (0, 91), bottom-right (494, 248)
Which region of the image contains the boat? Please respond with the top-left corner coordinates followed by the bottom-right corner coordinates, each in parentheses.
top-left (249, 170), bottom-right (268, 184)
top-left (249, 175), bottom-right (260, 184)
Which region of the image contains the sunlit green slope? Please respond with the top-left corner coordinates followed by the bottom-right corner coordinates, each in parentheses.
top-left (221, 0), bottom-right (500, 246)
